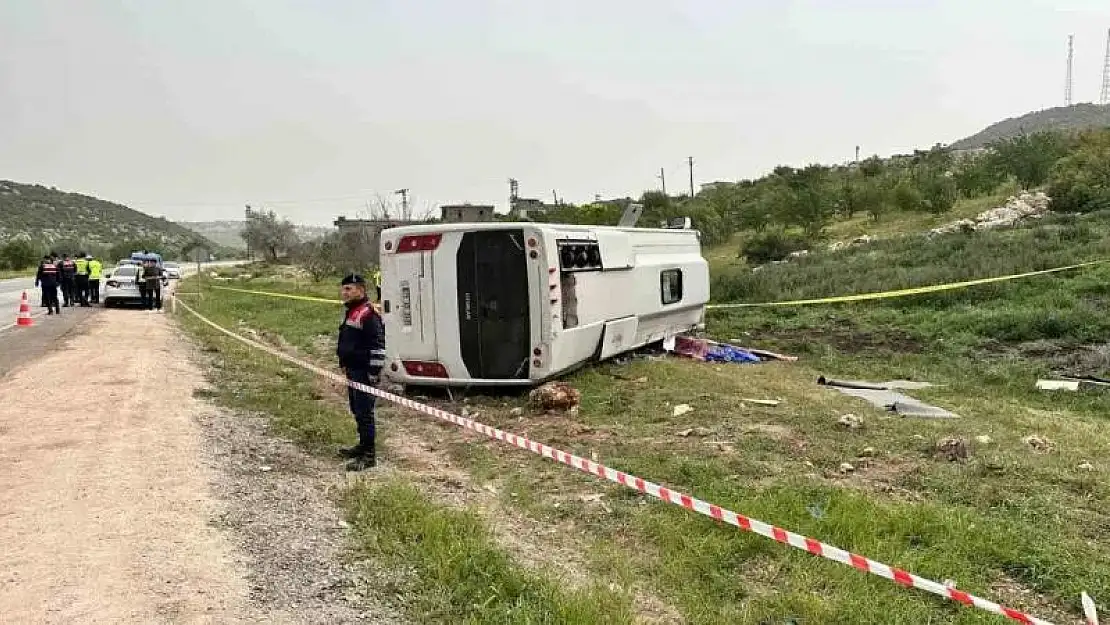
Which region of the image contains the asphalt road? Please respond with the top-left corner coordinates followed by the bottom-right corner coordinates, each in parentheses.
top-left (0, 260), bottom-right (242, 333)
top-left (0, 276), bottom-right (35, 319)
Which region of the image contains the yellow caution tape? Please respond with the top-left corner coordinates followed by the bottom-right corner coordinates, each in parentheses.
top-left (210, 285), bottom-right (340, 305)
top-left (707, 259), bottom-right (1109, 309)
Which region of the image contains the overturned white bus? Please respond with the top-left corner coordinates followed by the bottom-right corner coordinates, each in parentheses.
top-left (379, 222), bottom-right (709, 387)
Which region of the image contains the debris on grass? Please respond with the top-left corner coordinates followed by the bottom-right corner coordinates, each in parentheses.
top-left (676, 426), bottom-right (714, 437)
top-left (934, 438), bottom-right (970, 462)
top-left (836, 414), bottom-right (864, 430)
top-left (740, 398), bottom-right (781, 406)
top-left (860, 446), bottom-right (877, 457)
top-left (727, 342), bottom-right (799, 362)
top-left (838, 462), bottom-right (856, 473)
top-left (975, 435), bottom-right (993, 445)
top-left (672, 403), bottom-right (694, 417)
top-left (529, 382), bottom-right (581, 412)
top-left (1078, 461), bottom-right (1094, 472)
top-left (818, 376), bottom-right (958, 419)
top-left (1036, 379), bottom-right (1081, 391)
top-left (666, 336), bottom-right (761, 363)
top-left (1022, 435), bottom-right (1055, 453)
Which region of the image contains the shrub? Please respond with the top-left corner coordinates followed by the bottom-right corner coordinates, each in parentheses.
top-left (740, 230), bottom-right (810, 264)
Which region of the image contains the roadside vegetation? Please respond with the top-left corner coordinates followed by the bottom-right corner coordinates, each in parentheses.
top-left (172, 126), bottom-right (1110, 623)
top-left (179, 227), bottom-right (1110, 623)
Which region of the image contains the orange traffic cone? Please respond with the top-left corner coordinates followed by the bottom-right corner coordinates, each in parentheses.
top-left (16, 291), bottom-right (33, 327)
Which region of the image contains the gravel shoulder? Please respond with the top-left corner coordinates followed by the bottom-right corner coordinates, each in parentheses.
top-left (0, 308), bottom-right (402, 624)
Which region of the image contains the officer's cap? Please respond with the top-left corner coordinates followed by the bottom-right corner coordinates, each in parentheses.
top-left (341, 273), bottom-right (366, 286)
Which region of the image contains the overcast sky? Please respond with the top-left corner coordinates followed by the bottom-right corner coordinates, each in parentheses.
top-left (2, 1), bottom-right (1109, 226)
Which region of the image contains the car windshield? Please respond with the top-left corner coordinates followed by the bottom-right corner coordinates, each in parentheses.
top-left (112, 266), bottom-right (137, 277)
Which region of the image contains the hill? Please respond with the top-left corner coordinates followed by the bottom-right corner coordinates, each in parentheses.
top-left (950, 103), bottom-right (1110, 150)
top-left (0, 180), bottom-right (221, 256)
top-left (183, 220), bottom-right (334, 250)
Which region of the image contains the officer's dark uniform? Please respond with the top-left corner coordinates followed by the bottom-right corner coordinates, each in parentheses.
top-left (59, 256), bottom-right (77, 307)
top-left (35, 256), bottom-right (61, 315)
top-left (336, 274), bottom-right (386, 470)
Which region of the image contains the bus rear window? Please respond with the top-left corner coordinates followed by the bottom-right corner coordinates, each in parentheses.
top-left (661, 269), bottom-right (683, 305)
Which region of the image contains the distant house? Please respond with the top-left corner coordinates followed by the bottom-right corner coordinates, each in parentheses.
top-left (440, 204), bottom-right (495, 223)
top-left (510, 197), bottom-right (556, 219)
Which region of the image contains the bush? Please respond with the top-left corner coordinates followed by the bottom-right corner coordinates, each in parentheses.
top-left (0, 239), bottom-right (40, 271)
top-left (1048, 129), bottom-right (1110, 214)
top-left (893, 180), bottom-right (925, 212)
top-left (740, 230), bottom-right (810, 264)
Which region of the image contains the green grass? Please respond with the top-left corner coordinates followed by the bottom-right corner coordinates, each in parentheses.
top-left (0, 268), bottom-right (33, 280)
top-left (346, 480), bottom-right (633, 624)
top-left (176, 222), bottom-right (1110, 624)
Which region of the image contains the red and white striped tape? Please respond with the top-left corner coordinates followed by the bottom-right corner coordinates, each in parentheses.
top-left (175, 297), bottom-right (1098, 625)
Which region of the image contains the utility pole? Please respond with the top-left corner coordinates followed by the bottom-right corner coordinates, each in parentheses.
top-left (243, 204), bottom-right (253, 261)
top-left (1100, 28), bottom-right (1110, 106)
top-left (658, 168), bottom-right (667, 196)
top-left (687, 156), bottom-right (695, 198)
top-left (552, 189), bottom-right (559, 205)
top-left (395, 189), bottom-right (409, 220)
top-left (855, 145), bottom-right (861, 164)
top-left (1066, 34), bottom-right (1075, 107)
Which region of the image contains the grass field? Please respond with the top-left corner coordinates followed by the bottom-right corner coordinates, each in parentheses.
top-left (176, 206), bottom-right (1110, 623)
top-left (0, 268), bottom-right (33, 280)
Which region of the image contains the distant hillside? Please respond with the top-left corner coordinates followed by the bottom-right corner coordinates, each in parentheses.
top-left (0, 180), bottom-right (220, 254)
top-left (183, 220), bottom-right (334, 250)
top-left (950, 103), bottom-right (1110, 150)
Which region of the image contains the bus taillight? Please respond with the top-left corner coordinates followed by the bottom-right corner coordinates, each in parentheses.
top-left (402, 360), bottom-right (448, 378)
top-left (396, 234), bottom-right (442, 253)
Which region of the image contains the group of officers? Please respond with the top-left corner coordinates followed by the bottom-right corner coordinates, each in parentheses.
top-left (34, 252), bottom-right (103, 314)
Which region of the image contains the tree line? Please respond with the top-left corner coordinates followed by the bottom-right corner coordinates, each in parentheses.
top-left (226, 127), bottom-right (1110, 277)
top-left (0, 236), bottom-right (218, 273)
top-left (524, 127), bottom-right (1110, 263)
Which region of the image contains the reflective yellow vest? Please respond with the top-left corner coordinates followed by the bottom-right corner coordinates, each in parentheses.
top-left (372, 269), bottom-right (382, 287)
top-left (74, 258), bottom-right (89, 276)
top-left (89, 259), bottom-right (103, 280)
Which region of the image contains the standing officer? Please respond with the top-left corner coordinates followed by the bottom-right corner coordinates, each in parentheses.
top-left (59, 253), bottom-right (77, 307)
top-left (137, 258), bottom-right (165, 311)
top-left (336, 273), bottom-right (386, 471)
top-left (87, 255), bottom-right (103, 304)
top-left (35, 254), bottom-right (61, 315)
top-left (74, 252), bottom-right (90, 307)
top-left (372, 267), bottom-right (382, 301)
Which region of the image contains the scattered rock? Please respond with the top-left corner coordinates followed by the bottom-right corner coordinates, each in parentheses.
top-left (860, 446), bottom-right (877, 457)
top-left (787, 249), bottom-right (810, 259)
top-left (930, 191), bottom-right (1051, 236)
top-left (1021, 434), bottom-right (1054, 453)
top-left (509, 407), bottom-right (524, 417)
top-left (672, 403), bottom-right (694, 417)
top-left (934, 437), bottom-right (969, 462)
top-left (836, 414), bottom-right (864, 430)
top-left (528, 382), bottom-right (581, 412)
top-left (975, 435), bottom-right (993, 445)
top-left (1078, 461), bottom-right (1094, 472)
top-left (838, 462), bottom-right (856, 473)
top-left (259, 465), bottom-right (273, 473)
top-left (676, 426), bottom-right (714, 438)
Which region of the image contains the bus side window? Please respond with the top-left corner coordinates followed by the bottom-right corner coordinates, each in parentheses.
top-left (661, 269), bottom-right (683, 305)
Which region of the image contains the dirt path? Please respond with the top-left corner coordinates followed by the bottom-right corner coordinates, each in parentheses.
top-left (0, 306), bottom-right (404, 624)
top-left (0, 310), bottom-right (269, 623)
